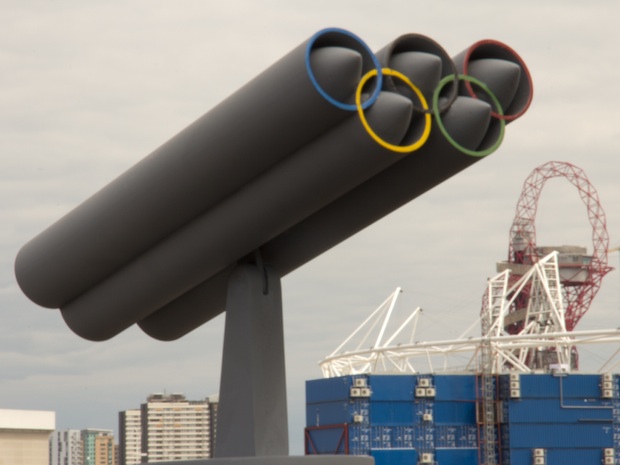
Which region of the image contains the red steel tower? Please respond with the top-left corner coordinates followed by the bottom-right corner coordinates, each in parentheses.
top-left (503, 161), bottom-right (613, 332)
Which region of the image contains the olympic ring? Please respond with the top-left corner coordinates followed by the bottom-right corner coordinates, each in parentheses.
top-left (432, 71), bottom-right (458, 115)
top-left (356, 68), bottom-right (432, 153)
top-left (461, 39), bottom-right (533, 121)
top-left (306, 28), bottom-right (382, 111)
top-left (432, 74), bottom-right (506, 157)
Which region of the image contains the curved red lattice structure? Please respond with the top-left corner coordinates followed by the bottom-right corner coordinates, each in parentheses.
top-left (507, 161), bottom-right (612, 331)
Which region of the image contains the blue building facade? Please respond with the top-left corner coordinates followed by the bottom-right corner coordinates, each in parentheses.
top-left (305, 373), bottom-right (619, 465)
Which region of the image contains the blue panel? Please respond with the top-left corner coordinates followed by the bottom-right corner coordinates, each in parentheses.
top-left (434, 448), bottom-right (478, 465)
top-left (306, 376), bottom-right (352, 403)
top-left (370, 449), bottom-right (417, 465)
top-left (434, 401), bottom-right (476, 425)
top-left (516, 374), bottom-right (561, 398)
top-left (561, 374), bottom-right (605, 398)
top-left (348, 425), bottom-right (372, 455)
top-left (366, 425), bottom-right (435, 450)
top-left (507, 448), bottom-right (605, 465)
top-left (506, 398), bottom-right (613, 423)
top-left (306, 401), bottom-right (352, 426)
top-left (305, 425), bottom-right (348, 454)
top-left (389, 425), bottom-right (416, 449)
top-left (505, 423), bottom-right (614, 448)
top-left (547, 448), bottom-right (606, 465)
top-left (370, 425), bottom-right (396, 449)
top-left (516, 374), bottom-right (605, 399)
top-left (434, 375), bottom-right (477, 401)
top-left (411, 425), bottom-right (435, 450)
top-left (413, 400), bottom-right (433, 423)
top-left (370, 401), bottom-right (416, 425)
top-left (504, 449), bottom-right (536, 465)
top-left (306, 373), bottom-right (620, 459)
top-left (367, 374), bottom-right (416, 401)
top-left (435, 425), bottom-right (478, 448)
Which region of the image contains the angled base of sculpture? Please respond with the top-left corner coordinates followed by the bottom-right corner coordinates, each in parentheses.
top-left (148, 263), bottom-right (375, 465)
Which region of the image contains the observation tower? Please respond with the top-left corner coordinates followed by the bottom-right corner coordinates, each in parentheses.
top-left (497, 161), bottom-right (613, 334)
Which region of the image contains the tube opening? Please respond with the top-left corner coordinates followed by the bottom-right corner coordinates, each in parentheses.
top-left (306, 28), bottom-right (382, 111)
top-left (462, 39), bottom-right (533, 121)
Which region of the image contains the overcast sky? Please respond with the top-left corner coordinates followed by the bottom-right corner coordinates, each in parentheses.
top-left (1, 0), bottom-right (620, 455)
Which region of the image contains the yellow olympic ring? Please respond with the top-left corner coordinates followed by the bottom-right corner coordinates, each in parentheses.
top-left (355, 68), bottom-right (432, 153)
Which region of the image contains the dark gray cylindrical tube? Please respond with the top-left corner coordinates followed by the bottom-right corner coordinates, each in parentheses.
top-left (262, 98), bottom-right (494, 276)
top-left (62, 90), bottom-right (417, 340)
top-left (139, 94), bottom-right (492, 340)
top-left (139, 266), bottom-right (235, 340)
top-left (15, 28), bottom-right (381, 309)
top-left (453, 39), bottom-right (533, 120)
top-left (263, 40), bottom-right (533, 276)
top-left (138, 36), bottom-right (458, 340)
top-left (139, 40), bottom-right (533, 340)
top-left (375, 33), bottom-right (458, 113)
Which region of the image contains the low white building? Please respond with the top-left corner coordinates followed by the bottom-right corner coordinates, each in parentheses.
top-left (0, 408), bottom-right (55, 465)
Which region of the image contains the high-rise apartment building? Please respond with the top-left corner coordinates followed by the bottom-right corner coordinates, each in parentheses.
top-left (82, 429), bottom-right (115, 465)
top-left (119, 409), bottom-right (142, 465)
top-left (50, 429), bottom-right (83, 465)
top-left (208, 394), bottom-right (218, 453)
top-left (118, 393), bottom-right (217, 464)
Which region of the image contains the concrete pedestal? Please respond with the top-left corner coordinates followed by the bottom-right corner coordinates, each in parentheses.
top-left (154, 456), bottom-right (374, 465)
top-left (215, 264), bottom-right (289, 457)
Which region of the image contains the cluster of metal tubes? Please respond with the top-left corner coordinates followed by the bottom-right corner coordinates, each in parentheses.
top-left (15, 28), bottom-right (533, 341)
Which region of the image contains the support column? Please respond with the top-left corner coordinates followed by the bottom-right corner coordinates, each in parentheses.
top-left (216, 264), bottom-right (289, 457)
top-left (153, 263), bottom-right (374, 465)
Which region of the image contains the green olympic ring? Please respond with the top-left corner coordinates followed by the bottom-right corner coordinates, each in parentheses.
top-left (432, 74), bottom-right (506, 157)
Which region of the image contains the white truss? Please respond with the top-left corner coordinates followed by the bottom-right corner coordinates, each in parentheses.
top-left (320, 252), bottom-right (620, 377)
top-left (482, 251), bottom-right (572, 371)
